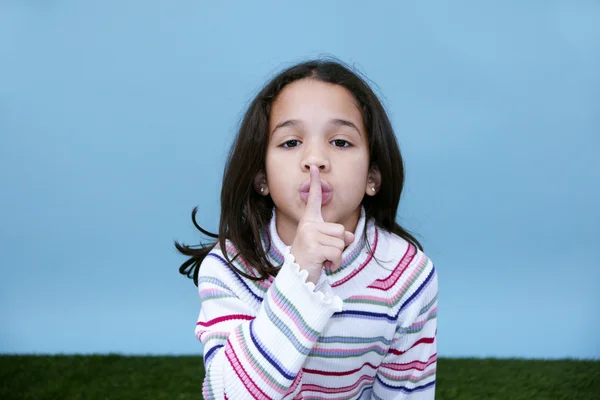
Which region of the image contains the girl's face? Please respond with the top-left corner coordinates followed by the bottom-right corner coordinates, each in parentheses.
top-left (262, 79), bottom-right (379, 245)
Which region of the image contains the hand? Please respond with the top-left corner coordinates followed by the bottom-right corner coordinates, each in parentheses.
top-left (290, 165), bottom-right (355, 284)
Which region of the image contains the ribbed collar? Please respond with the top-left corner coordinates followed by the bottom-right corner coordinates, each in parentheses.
top-left (260, 207), bottom-right (378, 285)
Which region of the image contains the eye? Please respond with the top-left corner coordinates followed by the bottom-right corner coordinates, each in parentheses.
top-left (281, 139), bottom-right (301, 148)
top-left (331, 139), bottom-right (351, 148)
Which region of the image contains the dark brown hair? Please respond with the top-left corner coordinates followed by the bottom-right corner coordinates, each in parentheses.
top-left (175, 58), bottom-right (423, 285)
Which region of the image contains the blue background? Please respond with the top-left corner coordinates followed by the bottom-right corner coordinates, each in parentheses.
top-left (1, 1), bottom-right (598, 359)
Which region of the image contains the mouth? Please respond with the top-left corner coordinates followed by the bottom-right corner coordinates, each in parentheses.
top-left (299, 182), bottom-right (333, 206)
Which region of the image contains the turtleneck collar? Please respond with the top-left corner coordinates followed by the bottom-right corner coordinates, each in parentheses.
top-left (260, 206), bottom-right (374, 278)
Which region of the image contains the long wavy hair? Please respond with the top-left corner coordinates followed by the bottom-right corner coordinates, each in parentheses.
top-left (175, 59), bottom-right (423, 285)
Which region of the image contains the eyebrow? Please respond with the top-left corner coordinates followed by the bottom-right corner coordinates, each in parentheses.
top-left (271, 118), bottom-right (362, 136)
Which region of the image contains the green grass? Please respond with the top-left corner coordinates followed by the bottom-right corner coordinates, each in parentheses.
top-left (1, 355), bottom-right (598, 399)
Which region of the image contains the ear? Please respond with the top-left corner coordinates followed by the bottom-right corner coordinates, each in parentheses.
top-left (365, 165), bottom-right (381, 196)
top-left (254, 170), bottom-right (269, 196)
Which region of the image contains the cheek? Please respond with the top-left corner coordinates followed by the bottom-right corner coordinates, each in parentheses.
top-left (339, 166), bottom-right (369, 197)
top-left (265, 154), bottom-right (291, 190)
top-left (352, 164), bottom-right (370, 195)
top-left (350, 179), bottom-right (368, 198)
top-left (348, 158), bottom-right (370, 181)
top-left (264, 151), bottom-right (277, 180)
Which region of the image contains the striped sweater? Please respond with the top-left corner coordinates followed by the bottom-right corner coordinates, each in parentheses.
top-left (195, 208), bottom-right (438, 399)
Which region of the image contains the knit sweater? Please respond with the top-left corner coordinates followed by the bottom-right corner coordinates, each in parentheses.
top-left (195, 208), bottom-right (438, 399)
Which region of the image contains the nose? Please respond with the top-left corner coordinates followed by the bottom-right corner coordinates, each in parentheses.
top-left (301, 143), bottom-right (330, 172)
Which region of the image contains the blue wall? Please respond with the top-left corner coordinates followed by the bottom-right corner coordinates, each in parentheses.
top-left (1, 1), bottom-right (598, 359)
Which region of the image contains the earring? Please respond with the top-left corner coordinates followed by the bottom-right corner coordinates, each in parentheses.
top-left (371, 187), bottom-right (376, 192)
top-left (260, 187), bottom-right (264, 193)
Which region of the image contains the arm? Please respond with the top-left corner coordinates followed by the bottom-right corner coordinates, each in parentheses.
top-left (372, 257), bottom-right (438, 400)
top-left (196, 247), bottom-right (343, 400)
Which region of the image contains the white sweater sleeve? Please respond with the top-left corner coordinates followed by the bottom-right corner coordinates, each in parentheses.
top-left (195, 247), bottom-right (343, 399)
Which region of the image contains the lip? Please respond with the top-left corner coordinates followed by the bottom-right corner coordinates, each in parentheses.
top-left (299, 181), bottom-right (333, 206)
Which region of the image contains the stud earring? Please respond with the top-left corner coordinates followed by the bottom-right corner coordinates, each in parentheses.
top-left (371, 187), bottom-right (376, 192)
top-left (260, 187), bottom-right (264, 193)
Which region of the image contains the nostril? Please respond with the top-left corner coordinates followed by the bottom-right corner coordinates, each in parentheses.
top-left (303, 163), bottom-right (327, 171)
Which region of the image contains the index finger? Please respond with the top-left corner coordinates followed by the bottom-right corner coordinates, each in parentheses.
top-left (305, 165), bottom-right (323, 222)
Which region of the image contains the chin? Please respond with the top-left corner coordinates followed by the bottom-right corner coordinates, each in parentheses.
top-left (274, 204), bottom-right (303, 223)
top-left (320, 207), bottom-right (341, 223)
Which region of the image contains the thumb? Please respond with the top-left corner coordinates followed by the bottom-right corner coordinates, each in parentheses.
top-left (344, 231), bottom-right (355, 247)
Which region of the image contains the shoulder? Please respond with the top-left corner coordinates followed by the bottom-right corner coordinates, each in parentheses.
top-left (198, 240), bottom-right (271, 300)
top-left (371, 226), bottom-right (437, 294)
top-left (197, 241), bottom-right (231, 284)
top-left (200, 239), bottom-right (258, 277)
top-left (373, 227), bottom-right (431, 266)
top-left (369, 229), bottom-right (438, 323)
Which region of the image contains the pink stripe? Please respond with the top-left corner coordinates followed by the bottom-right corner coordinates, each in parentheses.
top-left (233, 327), bottom-right (287, 394)
top-left (409, 306), bottom-right (438, 330)
top-left (202, 383), bottom-right (211, 400)
top-left (332, 229), bottom-right (379, 287)
top-left (225, 341), bottom-right (270, 400)
top-left (368, 244), bottom-right (416, 290)
top-left (407, 307), bottom-right (437, 334)
top-left (303, 362), bottom-right (378, 377)
top-left (346, 293), bottom-right (399, 303)
top-left (408, 320), bottom-right (427, 331)
top-left (379, 367), bottom-right (437, 382)
top-left (314, 344), bottom-right (386, 355)
top-left (350, 261), bottom-right (429, 305)
top-left (269, 289), bottom-right (315, 341)
top-left (383, 353), bottom-right (437, 372)
top-left (390, 336), bottom-right (435, 356)
top-left (225, 244), bottom-right (271, 288)
top-left (302, 374), bottom-right (374, 394)
top-left (395, 258), bottom-right (427, 303)
top-left (284, 371), bottom-right (303, 398)
top-left (426, 306), bottom-right (438, 319)
top-left (197, 314), bottom-right (254, 327)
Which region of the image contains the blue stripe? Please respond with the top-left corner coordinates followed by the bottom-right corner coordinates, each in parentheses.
top-left (248, 320), bottom-right (296, 381)
top-left (317, 335), bottom-right (392, 345)
top-left (331, 265), bottom-right (436, 324)
top-left (263, 294), bottom-right (312, 355)
top-left (358, 386), bottom-right (372, 399)
top-left (332, 309), bottom-right (396, 322)
top-left (376, 375), bottom-right (436, 393)
top-left (397, 266), bottom-right (435, 315)
top-left (204, 344), bottom-right (223, 365)
top-left (418, 293), bottom-right (438, 316)
top-left (207, 253), bottom-right (263, 303)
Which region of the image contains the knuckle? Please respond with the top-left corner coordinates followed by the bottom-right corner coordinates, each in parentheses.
top-left (329, 248), bottom-right (341, 259)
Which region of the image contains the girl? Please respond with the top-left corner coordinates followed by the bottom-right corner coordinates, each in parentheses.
top-left (176, 59), bottom-right (438, 399)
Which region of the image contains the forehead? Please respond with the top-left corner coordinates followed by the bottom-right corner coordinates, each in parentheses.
top-left (269, 79), bottom-right (364, 128)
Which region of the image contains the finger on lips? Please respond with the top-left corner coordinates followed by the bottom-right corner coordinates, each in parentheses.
top-left (305, 165), bottom-right (323, 222)
top-left (298, 165), bottom-right (355, 274)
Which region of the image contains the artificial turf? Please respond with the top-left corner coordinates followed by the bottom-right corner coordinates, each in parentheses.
top-left (1, 355), bottom-right (598, 399)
